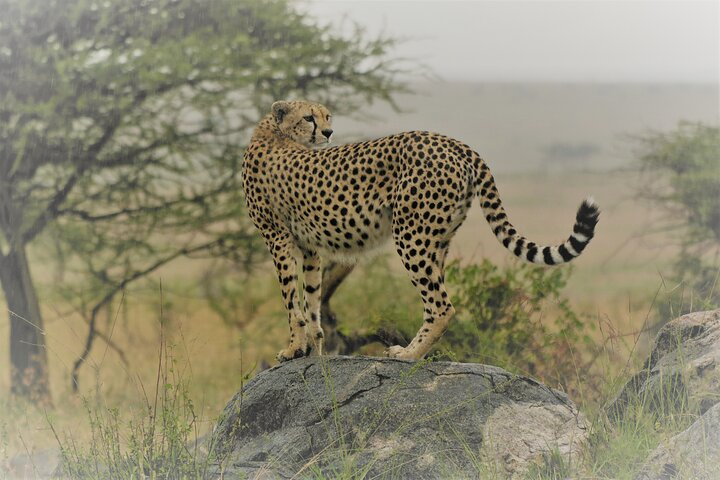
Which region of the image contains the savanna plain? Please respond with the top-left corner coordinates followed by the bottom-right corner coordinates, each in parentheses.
top-left (1, 82), bottom-right (718, 477)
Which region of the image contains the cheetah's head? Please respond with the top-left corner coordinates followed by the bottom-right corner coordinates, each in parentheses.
top-left (271, 100), bottom-right (333, 147)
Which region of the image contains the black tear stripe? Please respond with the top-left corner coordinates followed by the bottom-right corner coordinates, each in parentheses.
top-left (543, 246), bottom-right (554, 265)
top-left (307, 109), bottom-right (318, 141)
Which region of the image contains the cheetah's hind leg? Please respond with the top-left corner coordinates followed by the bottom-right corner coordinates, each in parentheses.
top-left (384, 259), bottom-right (456, 360)
top-left (386, 234), bottom-right (456, 359)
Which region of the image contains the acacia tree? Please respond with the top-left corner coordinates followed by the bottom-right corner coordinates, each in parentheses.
top-left (637, 122), bottom-right (720, 319)
top-left (0, 0), bottom-right (405, 404)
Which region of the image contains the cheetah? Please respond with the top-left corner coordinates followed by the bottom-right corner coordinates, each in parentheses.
top-left (242, 100), bottom-right (600, 362)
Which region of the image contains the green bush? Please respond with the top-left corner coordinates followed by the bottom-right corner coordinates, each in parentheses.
top-left (337, 257), bottom-right (594, 391)
top-left (434, 260), bottom-right (593, 388)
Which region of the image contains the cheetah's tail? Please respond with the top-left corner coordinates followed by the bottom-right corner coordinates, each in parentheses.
top-left (476, 174), bottom-right (600, 265)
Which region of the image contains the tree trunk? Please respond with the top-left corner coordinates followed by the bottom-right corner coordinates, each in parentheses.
top-left (0, 245), bottom-right (51, 405)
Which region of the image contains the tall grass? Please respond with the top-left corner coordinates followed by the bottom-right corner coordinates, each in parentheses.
top-left (46, 290), bottom-right (235, 479)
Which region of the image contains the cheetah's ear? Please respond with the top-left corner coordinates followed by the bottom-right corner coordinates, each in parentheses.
top-left (272, 101), bottom-right (291, 124)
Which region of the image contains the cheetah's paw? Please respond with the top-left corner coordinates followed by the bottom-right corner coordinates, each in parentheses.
top-left (276, 345), bottom-right (309, 363)
top-left (384, 345), bottom-right (415, 359)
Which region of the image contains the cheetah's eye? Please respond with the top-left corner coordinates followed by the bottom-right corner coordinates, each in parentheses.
top-left (303, 115), bottom-right (314, 122)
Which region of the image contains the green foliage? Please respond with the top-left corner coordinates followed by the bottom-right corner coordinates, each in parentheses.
top-left (1, 0), bottom-right (405, 270)
top-left (433, 260), bottom-right (593, 387)
top-left (330, 256), bottom-right (594, 391)
top-left (636, 122), bottom-right (720, 320)
top-left (638, 123), bottom-right (720, 243)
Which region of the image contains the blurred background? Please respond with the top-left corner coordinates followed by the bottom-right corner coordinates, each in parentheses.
top-left (0, 0), bottom-right (718, 473)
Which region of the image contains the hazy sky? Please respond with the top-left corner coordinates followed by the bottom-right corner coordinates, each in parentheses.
top-left (301, 0), bottom-right (719, 83)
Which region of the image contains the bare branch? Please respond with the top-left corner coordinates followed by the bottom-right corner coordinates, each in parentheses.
top-left (58, 188), bottom-right (227, 222)
top-left (21, 171), bottom-right (83, 244)
top-left (20, 112), bottom-right (124, 245)
top-left (70, 237), bottom-right (230, 391)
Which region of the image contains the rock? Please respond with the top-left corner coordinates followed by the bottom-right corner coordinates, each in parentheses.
top-left (635, 402), bottom-right (720, 480)
top-left (607, 309), bottom-right (720, 421)
top-left (208, 356), bottom-right (587, 479)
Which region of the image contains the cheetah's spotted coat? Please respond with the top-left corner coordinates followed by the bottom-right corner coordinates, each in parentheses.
top-left (242, 100), bottom-right (600, 361)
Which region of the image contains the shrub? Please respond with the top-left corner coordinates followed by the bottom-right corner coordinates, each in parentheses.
top-left (434, 260), bottom-right (595, 390)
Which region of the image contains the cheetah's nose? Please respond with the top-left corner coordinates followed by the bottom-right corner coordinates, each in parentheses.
top-left (322, 129), bottom-right (333, 140)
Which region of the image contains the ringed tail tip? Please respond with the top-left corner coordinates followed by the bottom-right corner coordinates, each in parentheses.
top-left (576, 197), bottom-right (600, 234)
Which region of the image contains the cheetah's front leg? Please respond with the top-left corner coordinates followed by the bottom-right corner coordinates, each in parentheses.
top-left (268, 238), bottom-right (309, 362)
top-left (302, 250), bottom-right (324, 355)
